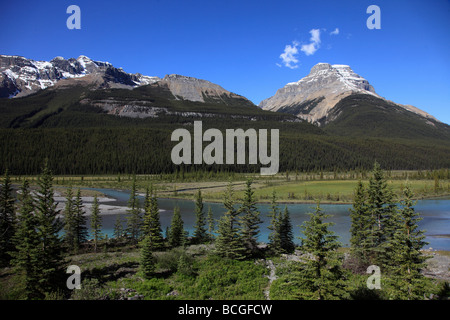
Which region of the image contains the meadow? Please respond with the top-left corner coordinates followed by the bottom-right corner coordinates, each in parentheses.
top-left (11, 170), bottom-right (450, 204)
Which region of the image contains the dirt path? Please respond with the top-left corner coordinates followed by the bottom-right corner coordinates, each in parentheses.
top-left (264, 260), bottom-right (277, 300)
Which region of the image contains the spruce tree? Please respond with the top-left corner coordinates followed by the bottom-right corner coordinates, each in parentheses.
top-left (192, 189), bottom-right (207, 244)
top-left (142, 184), bottom-right (152, 237)
top-left (140, 234), bottom-right (156, 279)
top-left (113, 216), bottom-right (125, 241)
top-left (73, 188), bottom-right (88, 251)
top-left (279, 206), bottom-right (295, 253)
top-left (366, 162), bottom-right (398, 266)
top-left (10, 180), bottom-right (42, 299)
top-left (214, 182), bottom-right (245, 260)
top-left (0, 169), bottom-right (16, 266)
top-left (90, 195), bottom-right (103, 253)
top-left (126, 175), bottom-right (142, 243)
top-left (295, 203), bottom-right (346, 300)
top-left (207, 206), bottom-right (215, 241)
top-left (267, 190), bottom-right (282, 254)
top-left (144, 186), bottom-right (164, 250)
top-left (239, 179), bottom-right (262, 257)
top-left (34, 160), bottom-right (64, 295)
top-left (169, 206), bottom-right (184, 247)
top-left (63, 187), bottom-right (77, 251)
top-left (388, 186), bottom-right (430, 299)
top-left (349, 180), bottom-right (371, 266)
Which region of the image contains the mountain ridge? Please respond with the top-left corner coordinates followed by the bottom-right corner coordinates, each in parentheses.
top-left (1, 55), bottom-right (448, 140)
top-left (0, 54), bottom-right (161, 98)
top-left (0, 54), bottom-right (252, 107)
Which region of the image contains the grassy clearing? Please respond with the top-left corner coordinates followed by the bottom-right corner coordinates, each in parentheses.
top-left (62, 245), bottom-right (269, 300)
top-left (10, 171), bottom-right (450, 204)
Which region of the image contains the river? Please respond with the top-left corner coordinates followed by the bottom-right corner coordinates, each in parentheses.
top-left (80, 188), bottom-right (450, 251)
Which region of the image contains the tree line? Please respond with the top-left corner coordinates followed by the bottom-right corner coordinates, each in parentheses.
top-left (1, 123), bottom-right (450, 176)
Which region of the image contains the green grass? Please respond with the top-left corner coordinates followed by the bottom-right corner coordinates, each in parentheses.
top-left (62, 245), bottom-right (269, 300)
top-left (12, 171), bottom-right (450, 204)
top-left (113, 253), bottom-right (269, 300)
top-left (250, 179), bottom-right (450, 203)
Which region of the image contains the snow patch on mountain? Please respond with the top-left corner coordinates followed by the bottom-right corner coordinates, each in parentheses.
top-left (259, 62), bottom-right (437, 125)
top-left (0, 54), bottom-right (160, 98)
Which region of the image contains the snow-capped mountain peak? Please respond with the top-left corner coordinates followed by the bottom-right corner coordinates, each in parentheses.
top-left (259, 62), bottom-right (437, 125)
top-left (0, 54), bottom-right (158, 98)
top-left (259, 63), bottom-right (378, 124)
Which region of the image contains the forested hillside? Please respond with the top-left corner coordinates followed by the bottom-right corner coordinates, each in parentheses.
top-left (1, 85), bottom-right (450, 175)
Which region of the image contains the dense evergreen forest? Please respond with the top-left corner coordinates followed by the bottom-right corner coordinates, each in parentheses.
top-left (1, 117), bottom-right (450, 175)
top-left (1, 85), bottom-right (450, 175)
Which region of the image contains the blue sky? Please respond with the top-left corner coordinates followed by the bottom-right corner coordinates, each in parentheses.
top-left (1, 0), bottom-right (450, 123)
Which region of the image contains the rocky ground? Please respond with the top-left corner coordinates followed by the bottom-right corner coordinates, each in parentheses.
top-left (422, 251), bottom-right (450, 281)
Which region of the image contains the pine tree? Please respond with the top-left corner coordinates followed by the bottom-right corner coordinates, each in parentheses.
top-left (349, 180), bottom-right (371, 266)
top-left (73, 188), bottom-right (88, 252)
top-left (10, 180), bottom-right (42, 299)
top-left (294, 202), bottom-right (346, 300)
top-left (142, 184), bottom-right (152, 237)
top-left (267, 190), bottom-right (282, 254)
top-left (143, 186), bottom-right (164, 250)
top-left (192, 189), bottom-right (207, 244)
top-left (34, 160), bottom-right (64, 295)
top-left (388, 186), bottom-right (430, 299)
top-left (126, 175), bottom-right (142, 243)
top-left (279, 206), bottom-right (295, 254)
top-left (239, 179), bottom-right (262, 257)
top-left (169, 206), bottom-right (184, 247)
top-left (366, 162), bottom-right (398, 266)
top-left (0, 169), bottom-right (16, 266)
top-left (207, 206), bottom-right (215, 241)
top-left (214, 182), bottom-right (245, 260)
top-left (140, 234), bottom-right (156, 279)
top-left (113, 216), bottom-right (125, 241)
top-left (63, 187), bottom-right (77, 251)
top-left (90, 195), bottom-right (103, 253)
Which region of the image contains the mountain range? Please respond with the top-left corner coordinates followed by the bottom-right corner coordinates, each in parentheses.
top-left (1, 55), bottom-right (446, 127)
top-left (0, 54), bottom-right (449, 174)
top-left (0, 55), bottom-right (250, 105)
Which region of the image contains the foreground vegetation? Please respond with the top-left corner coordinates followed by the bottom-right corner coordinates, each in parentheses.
top-left (1, 163), bottom-right (449, 300)
top-left (2, 242), bottom-right (449, 300)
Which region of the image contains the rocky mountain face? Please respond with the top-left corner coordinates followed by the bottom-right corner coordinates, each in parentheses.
top-left (0, 55), bottom-right (251, 107)
top-left (0, 55), bottom-right (159, 98)
top-left (161, 74), bottom-right (247, 103)
top-left (259, 63), bottom-right (438, 125)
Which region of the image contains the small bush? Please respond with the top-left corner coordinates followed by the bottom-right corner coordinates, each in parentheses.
top-left (155, 248), bottom-right (185, 273)
top-left (70, 278), bottom-right (105, 300)
top-left (177, 253), bottom-right (196, 277)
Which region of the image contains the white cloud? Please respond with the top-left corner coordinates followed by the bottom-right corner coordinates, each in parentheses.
top-left (300, 28), bottom-right (321, 56)
top-left (300, 43), bottom-right (317, 56)
top-left (310, 28), bottom-right (321, 43)
top-left (278, 28), bottom-right (329, 68)
top-left (279, 41), bottom-right (300, 69)
top-left (330, 28), bottom-right (339, 35)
